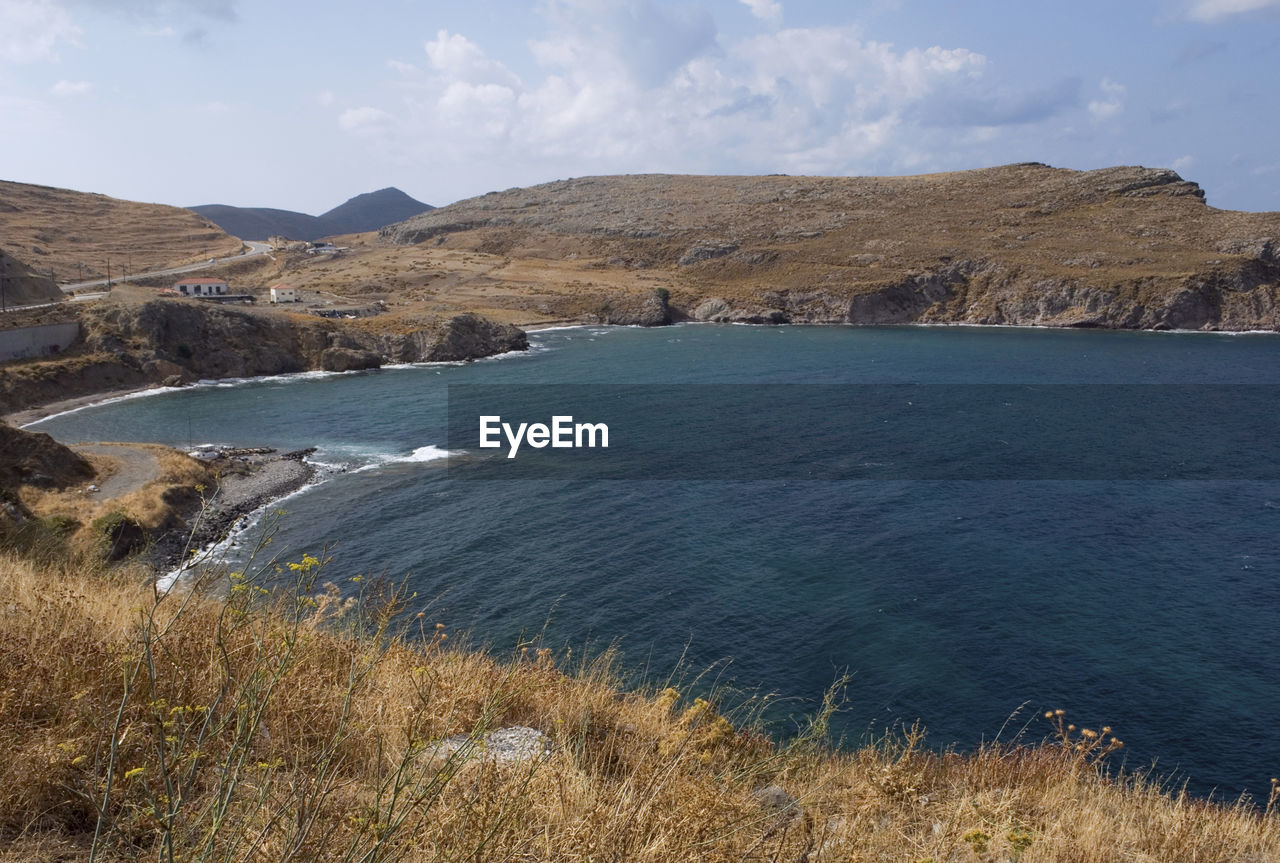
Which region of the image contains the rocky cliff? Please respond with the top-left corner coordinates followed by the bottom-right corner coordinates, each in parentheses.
top-left (0, 298), bottom-right (528, 414)
top-left (381, 164), bottom-right (1280, 331)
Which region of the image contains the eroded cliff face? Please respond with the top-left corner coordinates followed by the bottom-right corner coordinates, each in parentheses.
top-left (370, 313), bottom-right (531, 362)
top-left (80, 300), bottom-right (332, 380)
top-left (689, 249), bottom-right (1280, 330)
top-left (0, 299), bottom-right (528, 414)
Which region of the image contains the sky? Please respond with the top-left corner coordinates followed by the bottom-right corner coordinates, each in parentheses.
top-left (1, 0), bottom-right (1278, 214)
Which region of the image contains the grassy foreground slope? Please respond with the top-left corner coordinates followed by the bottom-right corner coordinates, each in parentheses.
top-left (1, 541), bottom-right (1277, 862)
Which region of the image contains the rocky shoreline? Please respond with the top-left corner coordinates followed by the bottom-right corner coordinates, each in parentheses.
top-left (148, 447), bottom-right (319, 574)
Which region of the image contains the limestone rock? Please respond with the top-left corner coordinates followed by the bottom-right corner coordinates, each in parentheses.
top-left (678, 241), bottom-right (739, 266)
top-left (753, 784), bottom-right (797, 811)
top-left (429, 726), bottom-right (552, 764)
top-left (589, 291), bottom-right (671, 327)
top-left (420, 313), bottom-right (529, 361)
top-left (319, 347), bottom-right (382, 372)
top-left (693, 298), bottom-right (733, 322)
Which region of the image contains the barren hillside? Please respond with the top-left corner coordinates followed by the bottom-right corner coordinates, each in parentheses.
top-left (380, 163), bottom-right (1280, 330)
top-left (0, 179), bottom-right (242, 283)
top-left (0, 248), bottom-right (61, 306)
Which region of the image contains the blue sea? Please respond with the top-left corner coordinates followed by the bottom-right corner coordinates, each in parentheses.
top-left (30, 324), bottom-right (1280, 800)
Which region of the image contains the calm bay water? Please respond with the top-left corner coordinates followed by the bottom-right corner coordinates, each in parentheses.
top-left (30, 324), bottom-right (1280, 799)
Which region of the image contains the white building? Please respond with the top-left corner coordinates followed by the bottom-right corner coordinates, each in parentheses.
top-left (174, 278), bottom-right (230, 297)
top-left (270, 284), bottom-right (299, 303)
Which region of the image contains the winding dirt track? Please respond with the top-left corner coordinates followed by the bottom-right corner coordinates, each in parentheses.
top-left (73, 443), bottom-right (159, 499)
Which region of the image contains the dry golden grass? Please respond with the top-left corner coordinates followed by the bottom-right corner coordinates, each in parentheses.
top-left (19, 443), bottom-right (211, 552)
top-left (0, 180), bottom-right (243, 284)
top-left (201, 236), bottom-right (644, 329)
top-left (1, 538), bottom-right (1278, 862)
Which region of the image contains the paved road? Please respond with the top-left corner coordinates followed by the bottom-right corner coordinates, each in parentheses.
top-left (58, 240), bottom-right (274, 293)
top-left (0, 292), bottom-right (106, 314)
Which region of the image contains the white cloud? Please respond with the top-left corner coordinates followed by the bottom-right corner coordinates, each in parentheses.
top-left (425, 29), bottom-right (520, 87)
top-left (0, 0), bottom-right (236, 63)
top-left (1188, 0), bottom-right (1280, 20)
top-left (0, 0), bottom-right (81, 63)
top-left (339, 106), bottom-right (393, 135)
top-left (739, 0), bottom-right (782, 24)
top-left (50, 78), bottom-right (91, 95)
top-left (530, 1), bottom-right (717, 89)
top-left (1087, 77), bottom-right (1125, 121)
top-left (338, 5), bottom-right (1097, 188)
top-left (1172, 155), bottom-right (1195, 172)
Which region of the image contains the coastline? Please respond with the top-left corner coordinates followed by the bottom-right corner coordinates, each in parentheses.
top-left (5, 383), bottom-right (173, 428)
top-left (8, 319), bottom-right (1280, 431)
top-left (149, 447), bottom-right (319, 575)
top-left (10, 318), bottom-right (1280, 576)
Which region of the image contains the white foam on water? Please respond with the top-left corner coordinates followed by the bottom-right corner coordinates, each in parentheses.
top-left (22, 385), bottom-right (185, 427)
top-left (405, 444), bottom-right (451, 462)
top-left (23, 367), bottom-right (377, 429)
top-left (352, 444), bottom-right (451, 472)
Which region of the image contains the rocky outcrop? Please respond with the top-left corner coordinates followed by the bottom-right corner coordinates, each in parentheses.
top-left (371, 314), bottom-right (528, 362)
top-left (428, 726), bottom-right (552, 764)
top-left (0, 422), bottom-right (92, 544)
top-left (681, 248), bottom-right (1280, 331)
top-left (0, 422), bottom-right (94, 489)
top-left (0, 299), bottom-right (529, 414)
top-left (80, 299), bottom-right (329, 379)
top-left (319, 346), bottom-right (382, 372)
top-left (405, 313), bottom-right (527, 362)
top-left (76, 300), bottom-right (527, 372)
top-left (678, 242), bottom-right (739, 267)
top-left (586, 290), bottom-right (672, 327)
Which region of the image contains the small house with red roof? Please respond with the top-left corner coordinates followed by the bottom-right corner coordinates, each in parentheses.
top-left (269, 284), bottom-right (299, 303)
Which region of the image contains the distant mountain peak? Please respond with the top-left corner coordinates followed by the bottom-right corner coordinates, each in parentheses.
top-left (320, 188), bottom-right (434, 235)
top-left (191, 188), bottom-right (434, 242)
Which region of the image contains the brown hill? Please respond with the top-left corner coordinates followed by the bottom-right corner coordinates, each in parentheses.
top-left (381, 163), bottom-right (1280, 331)
top-left (0, 179), bottom-right (243, 284)
top-left (0, 248), bottom-right (61, 306)
top-left (0, 421), bottom-right (93, 490)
